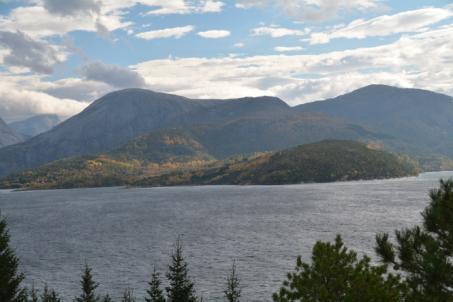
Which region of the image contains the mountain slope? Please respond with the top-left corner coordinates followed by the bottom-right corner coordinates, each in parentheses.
top-left (0, 129), bottom-right (215, 189)
top-left (0, 117), bottom-right (23, 148)
top-left (295, 85), bottom-right (453, 158)
top-left (181, 112), bottom-right (387, 158)
top-left (0, 116), bottom-right (385, 189)
top-left (138, 140), bottom-right (419, 186)
top-left (0, 88), bottom-right (381, 177)
top-left (0, 89), bottom-right (288, 176)
top-left (0, 140), bottom-right (418, 189)
top-left (9, 114), bottom-right (63, 138)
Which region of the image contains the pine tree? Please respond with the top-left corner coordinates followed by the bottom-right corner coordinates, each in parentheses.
top-left (273, 235), bottom-right (407, 302)
top-left (166, 237), bottom-right (197, 302)
top-left (41, 285), bottom-right (61, 302)
top-left (121, 288), bottom-right (136, 302)
top-left (74, 264), bottom-right (100, 302)
top-left (29, 284), bottom-right (39, 302)
top-left (376, 179), bottom-right (453, 301)
top-left (224, 261), bottom-right (241, 302)
top-left (145, 268), bottom-right (165, 302)
top-left (101, 294), bottom-right (113, 302)
top-left (0, 213), bottom-right (26, 302)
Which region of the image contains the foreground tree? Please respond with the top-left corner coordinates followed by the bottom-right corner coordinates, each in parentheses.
top-left (376, 179), bottom-right (453, 301)
top-left (121, 288), bottom-right (136, 302)
top-left (273, 235), bottom-right (407, 302)
top-left (41, 285), bottom-right (61, 302)
top-left (224, 261), bottom-right (241, 302)
top-left (101, 295), bottom-right (113, 302)
top-left (0, 213), bottom-right (26, 302)
top-left (166, 237), bottom-right (197, 302)
top-left (145, 268), bottom-right (165, 302)
top-left (74, 264), bottom-right (100, 302)
top-left (29, 285), bottom-right (39, 302)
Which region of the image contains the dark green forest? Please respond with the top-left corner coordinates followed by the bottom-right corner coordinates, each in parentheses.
top-left (2, 180), bottom-right (453, 301)
top-left (0, 140), bottom-right (419, 190)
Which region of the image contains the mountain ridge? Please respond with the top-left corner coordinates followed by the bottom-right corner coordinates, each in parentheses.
top-left (0, 116), bottom-right (23, 148)
top-left (0, 84), bottom-right (452, 177)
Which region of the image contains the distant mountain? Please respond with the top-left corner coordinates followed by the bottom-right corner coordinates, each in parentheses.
top-left (9, 114), bottom-right (63, 138)
top-left (0, 140), bottom-right (418, 189)
top-left (1, 85), bottom-right (452, 178)
top-left (0, 88), bottom-right (380, 177)
top-left (296, 85), bottom-right (453, 159)
top-left (0, 117), bottom-right (22, 148)
top-left (137, 140), bottom-right (420, 186)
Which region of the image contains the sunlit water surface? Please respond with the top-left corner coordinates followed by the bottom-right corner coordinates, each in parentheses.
top-left (1, 171), bottom-right (453, 301)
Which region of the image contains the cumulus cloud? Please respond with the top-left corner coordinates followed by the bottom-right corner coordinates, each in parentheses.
top-left (309, 7), bottom-right (453, 44)
top-left (81, 62), bottom-right (146, 88)
top-left (233, 42), bottom-right (245, 48)
top-left (236, 0), bottom-right (384, 21)
top-left (132, 24), bottom-right (453, 104)
top-left (136, 25), bottom-right (194, 40)
top-left (0, 89), bottom-right (88, 122)
top-left (0, 5), bottom-right (129, 38)
top-left (198, 30), bottom-right (230, 38)
top-left (274, 46), bottom-right (304, 52)
top-left (252, 26), bottom-right (308, 37)
top-left (3, 93), bottom-right (88, 122)
top-left (0, 31), bottom-right (66, 74)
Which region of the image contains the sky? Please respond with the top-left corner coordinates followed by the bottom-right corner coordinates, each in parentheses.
top-left (0, 0), bottom-right (452, 122)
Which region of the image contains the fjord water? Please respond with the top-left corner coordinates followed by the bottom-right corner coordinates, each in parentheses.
top-left (1, 172), bottom-right (453, 301)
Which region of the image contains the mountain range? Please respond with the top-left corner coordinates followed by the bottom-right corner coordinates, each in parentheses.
top-left (8, 114), bottom-right (63, 138)
top-left (296, 85), bottom-right (453, 158)
top-left (0, 117), bottom-right (23, 148)
top-left (0, 84), bottom-right (452, 179)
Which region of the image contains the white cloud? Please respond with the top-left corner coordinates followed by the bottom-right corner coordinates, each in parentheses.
top-left (274, 46), bottom-right (304, 52)
top-left (136, 25), bottom-right (194, 40)
top-left (252, 26), bottom-right (308, 37)
top-left (309, 7), bottom-right (453, 44)
top-left (0, 1), bottom-right (219, 40)
top-left (0, 74), bottom-right (89, 122)
top-left (201, 0), bottom-right (224, 13)
top-left (233, 42), bottom-right (245, 48)
top-left (198, 30), bottom-right (231, 39)
top-left (0, 90), bottom-right (88, 122)
top-left (132, 24), bottom-right (453, 104)
top-left (236, 0), bottom-right (384, 21)
top-left (145, 0), bottom-right (224, 15)
top-left (0, 5), bottom-right (130, 39)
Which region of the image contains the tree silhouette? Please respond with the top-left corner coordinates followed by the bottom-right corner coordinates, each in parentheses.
top-left (376, 179), bottom-right (453, 301)
top-left (0, 213), bottom-right (25, 302)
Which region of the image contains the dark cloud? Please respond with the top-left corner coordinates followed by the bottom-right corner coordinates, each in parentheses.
top-left (44, 79), bottom-right (112, 102)
top-left (0, 31), bottom-right (62, 74)
top-left (82, 62), bottom-right (146, 88)
top-left (42, 0), bottom-right (100, 16)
